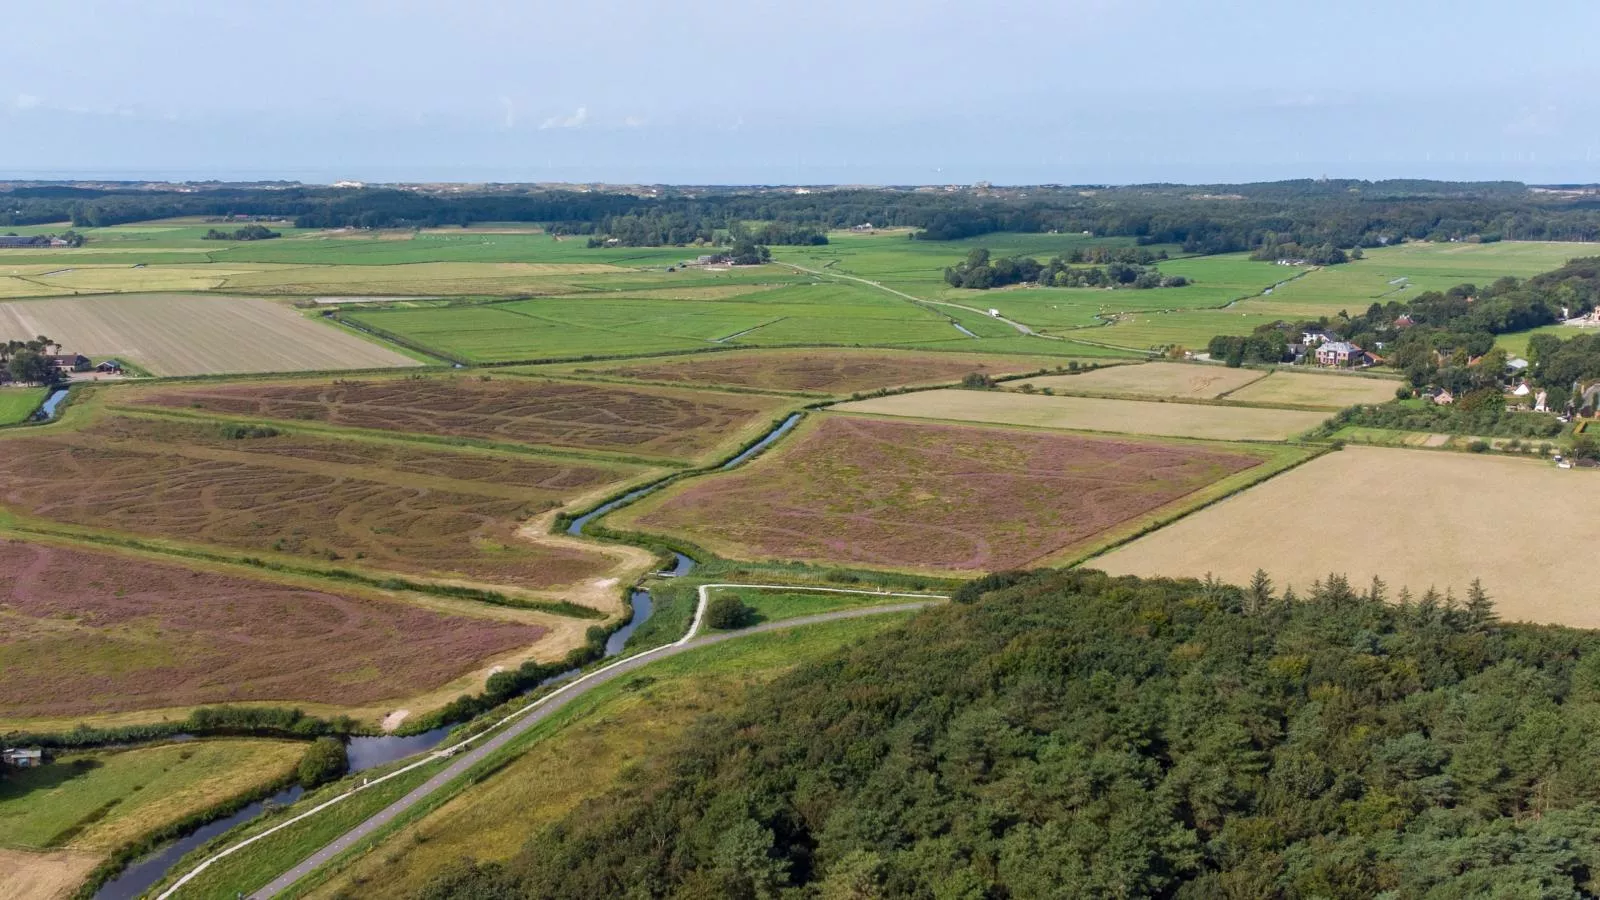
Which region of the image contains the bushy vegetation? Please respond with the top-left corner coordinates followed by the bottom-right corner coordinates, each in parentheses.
top-left (405, 568), bottom-right (1600, 899)
top-left (705, 594), bottom-right (754, 630)
top-left (1334, 394), bottom-right (1563, 439)
top-left (943, 248), bottom-right (1188, 290)
top-left (218, 422), bottom-right (281, 439)
top-left (408, 625), bottom-right (613, 733)
top-left (202, 224), bottom-right (280, 241)
top-left (297, 736), bottom-right (348, 787)
top-left (4, 705), bottom-right (359, 750)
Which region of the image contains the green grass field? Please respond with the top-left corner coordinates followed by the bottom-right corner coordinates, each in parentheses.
top-left (706, 586), bottom-right (919, 628)
top-left (0, 387), bottom-right (47, 425)
top-left (0, 740), bottom-right (304, 853)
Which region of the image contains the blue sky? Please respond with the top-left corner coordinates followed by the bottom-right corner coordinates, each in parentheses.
top-left (4, 0), bottom-right (1598, 184)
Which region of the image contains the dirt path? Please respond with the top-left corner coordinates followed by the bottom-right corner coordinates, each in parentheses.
top-left (777, 262), bottom-right (1060, 340)
top-left (156, 585), bottom-right (945, 900)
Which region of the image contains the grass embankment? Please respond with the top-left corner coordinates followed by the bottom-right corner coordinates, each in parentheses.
top-left (147, 756), bottom-right (448, 899)
top-left (291, 614), bottom-right (917, 899)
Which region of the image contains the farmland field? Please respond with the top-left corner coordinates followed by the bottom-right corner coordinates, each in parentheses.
top-left (1090, 446), bottom-right (1600, 627)
top-left (1013, 362), bottom-right (1266, 399)
top-left (0, 294), bottom-right (418, 376)
top-left (0, 414), bottom-right (630, 588)
top-left (0, 387), bottom-right (47, 425)
top-left (0, 739), bottom-right (304, 852)
top-left (549, 348), bottom-right (1071, 394)
top-left (1223, 369), bottom-right (1403, 408)
top-left (0, 540), bottom-right (553, 723)
top-left (614, 415), bottom-right (1282, 572)
top-left (131, 375), bottom-right (793, 463)
top-left (833, 389), bottom-right (1331, 441)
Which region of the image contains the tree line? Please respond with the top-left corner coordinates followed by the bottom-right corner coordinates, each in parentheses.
top-left (201, 224), bottom-right (280, 241)
top-left (943, 248), bottom-right (1189, 290)
top-left (402, 567), bottom-right (1600, 899)
top-left (9, 181), bottom-right (1600, 257)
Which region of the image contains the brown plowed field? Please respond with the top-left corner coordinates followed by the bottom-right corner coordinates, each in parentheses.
top-left (133, 376), bottom-right (789, 462)
top-left (573, 349), bottom-right (1066, 394)
top-left (0, 541), bottom-right (547, 720)
top-left (0, 418), bottom-right (620, 587)
top-left (620, 415), bottom-right (1264, 571)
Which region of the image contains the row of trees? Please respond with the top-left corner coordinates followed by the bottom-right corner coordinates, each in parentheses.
top-left (1249, 238), bottom-right (1360, 264)
top-left (2, 336), bottom-right (64, 385)
top-left (943, 248), bottom-right (1189, 290)
top-left (201, 224), bottom-right (280, 241)
top-left (406, 567), bottom-right (1600, 899)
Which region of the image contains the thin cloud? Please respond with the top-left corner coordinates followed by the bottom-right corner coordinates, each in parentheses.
top-left (539, 106), bottom-right (588, 130)
top-left (12, 94), bottom-right (41, 111)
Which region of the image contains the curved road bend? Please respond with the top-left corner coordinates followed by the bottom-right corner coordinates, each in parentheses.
top-left (156, 585), bottom-right (944, 900)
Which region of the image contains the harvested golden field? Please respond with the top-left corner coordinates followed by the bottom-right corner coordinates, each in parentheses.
top-left (1014, 362), bottom-right (1266, 399)
top-left (0, 847), bottom-right (99, 900)
top-left (0, 294), bottom-right (417, 376)
top-left (569, 348), bottom-right (1067, 394)
top-left (617, 415), bottom-right (1273, 572)
top-left (0, 416), bottom-right (626, 588)
top-left (0, 541), bottom-right (551, 722)
top-left (833, 389), bottom-right (1330, 441)
top-left (134, 376), bottom-right (792, 463)
top-left (1091, 446), bottom-right (1600, 627)
top-left (1223, 370), bottom-right (1404, 408)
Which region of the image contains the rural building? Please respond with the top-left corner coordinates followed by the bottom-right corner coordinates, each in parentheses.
top-left (1302, 327), bottom-right (1334, 346)
top-left (1506, 357), bottom-right (1530, 377)
top-left (95, 359), bottom-right (124, 374)
top-left (0, 235), bottom-right (50, 249)
top-left (47, 353), bottom-right (91, 373)
top-left (2, 748), bottom-right (42, 768)
top-left (1432, 389), bottom-right (1455, 405)
top-left (851, 223), bottom-right (875, 232)
top-left (1395, 314), bottom-right (1416, 328)
top-left (1314, 341), bottom-right (1366, 368)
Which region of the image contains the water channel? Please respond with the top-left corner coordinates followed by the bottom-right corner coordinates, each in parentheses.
top-left (94, 412), bottom-right (803, 898)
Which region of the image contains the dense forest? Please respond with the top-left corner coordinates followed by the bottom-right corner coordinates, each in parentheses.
top-left (201, 224), bottom-right (280, 241)
top-left (7, 180), bottom-right (1600, 255)
top-left (404, 568), bottom-right (1600, 900)
top-left (944, 248), bottom-right (1188, 290)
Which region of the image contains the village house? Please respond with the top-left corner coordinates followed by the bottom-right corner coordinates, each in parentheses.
top-left (1394, 314), bottom-right (1416, 328)
top-left (1506, 357), bottom-right (1530, 377)
top-left (1302, 326), bottom-right (1334, 346)
top-left (47, 353), bottom-right (91, 374)
top-left (1431, 388), bottom-right (1455, 405)
top-left (1314, 340), bottom-right (1366, 368)
top-left (2, 748), bottom-right (43, 768)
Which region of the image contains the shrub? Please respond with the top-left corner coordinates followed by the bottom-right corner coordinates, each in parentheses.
top-left (961, 372), bottom-right (995, 389)
top-left (219, 423), bottom-right (281, 440)
top-left (1467, 440), bottom-right (1491, 453)
top-left (297, 736), bottom-right (348, 788)
top-left (706, 595), bottom-right (753, 630)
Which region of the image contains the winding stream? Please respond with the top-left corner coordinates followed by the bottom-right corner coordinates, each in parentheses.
top-left (94, 412), bottom-right (803, 899)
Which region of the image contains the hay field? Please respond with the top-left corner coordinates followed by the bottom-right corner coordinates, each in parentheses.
top-left (1014, 362), bottom-right (1266, 399)
top-left (0, 294), bottom-right (418, 376)
top-left (1224, 370), bottom-right (1403, 408)
top-left (559, 348), bottom-right (1069, 395)
top-left (134, 376), bottom-right (793, 464)
top-left (1090, 446), bottom-right (1600, 627)
top-left (834, 389), bottom-right (1330, 441)
top-left (616, 415), bottom-right (1269, 572)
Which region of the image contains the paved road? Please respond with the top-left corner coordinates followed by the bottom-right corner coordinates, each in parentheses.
top-left (155, 585), bottom-right (943, 900)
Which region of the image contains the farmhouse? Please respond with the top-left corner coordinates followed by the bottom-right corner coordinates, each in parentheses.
top-left (0, 235), bottom-right (49, 249)
top-left (2, 748), bottom-right (43, 768)
top-left (1314, 341), bottom-right (1366, 368)
top-left (48, 353), bottom-right (91, 373)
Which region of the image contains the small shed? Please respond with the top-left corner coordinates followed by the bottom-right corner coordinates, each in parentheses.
top-left (96, 359), bottom-right (124, 373)
top-left (2, 748), bottom-right (43, 768)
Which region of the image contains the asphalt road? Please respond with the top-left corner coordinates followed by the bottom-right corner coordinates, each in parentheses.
top-left (143, 583), bottom-right (943, 900)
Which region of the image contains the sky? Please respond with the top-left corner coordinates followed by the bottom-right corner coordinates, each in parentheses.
top-left (4, 0), bottom-right (1599, 185)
